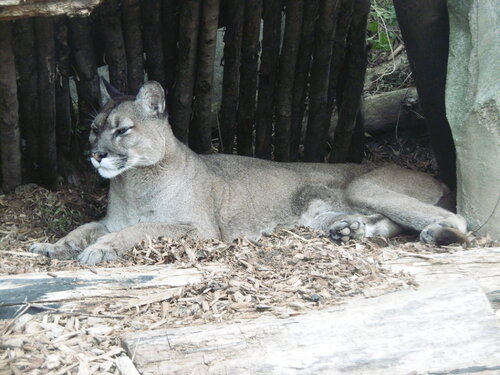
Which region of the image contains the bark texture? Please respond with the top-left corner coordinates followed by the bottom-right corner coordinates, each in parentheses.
top-left (274, 0), bottom-right (304, 162)
top-left (162, 0), bottom-right (179, 108)
top-left (326, 0), bottom-right (354, 129)
top-left (13, 18), bottom-right (39, 181)
top-left (219, 0), bottom-right (244, 154)
top-left (141, 0), bottom-right (166, 87)
top-left (255, 0), bottom-right (282, 160)
top-left (99, 0), bottom-right (128, 94)
top-left (190, 0), bottom-right (220, 154)
top-left (35, 17), bottom-right (58, 189)
top-left (329, 0), bottom-right (369, 163)
top-left (236, 0), bottom-right (262, 156)
top-left (304, 0), bottom-right (338, 162)
top-left (170, 0), bottom-right (200, 143)
top-left (290, 0), bottom-right (319, 161)
top-left (69, 17), bottom-right (101, 140)
top-left (0, 21), bottom-right (22, 192)
top-left (54, 17), bottom-right (73, 162)
top-left (122, 0), bottom-right (144, 95)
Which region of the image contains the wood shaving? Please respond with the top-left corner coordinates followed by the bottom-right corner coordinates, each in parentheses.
top-left (1, 186), bottom-right (496, 375)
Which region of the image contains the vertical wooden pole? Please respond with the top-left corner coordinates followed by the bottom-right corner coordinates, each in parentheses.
top-left (142, 0), bottom-right (166, 87)
top-left (13, 18), bottom-right (39, 181)
top-left (255, 0), bottom-right (282, 160)
top-left (219, 0), bottom-right (244, 154)
top-left (290, 0), bottom-right (319, 161)
top-left (329, 0), bottom-right (369, 163)
top-left (100, 0), bottom-right (128, 94)
top-left (162, 0), bottom-right (179, 110)
top-left (237, 0), bottom-right (262, 157)
top-left (325, 0), bottom-right (353, 163)
top-left (326, 0), bottom-right (354, 131)
top-left (35, 17), bottom-right (58, 189)
top-left (0, 21), bottom-right (22, 192)
top-left (122, 0), bottom-right (145, 94)
top-left (69, 17), bottom-right (101, 144)
top-left (346, 104), bottom-right (365, 163)
top-left (274, 0), bottom-right (304, 162)
top-left (54, 17), bottom-right (73, 163)
top-left (190, 0), bottom-right (220, 154)
top-left (303, 0), bottom-right (339, 162)
top-left (171, 0), bottom-right (201, 143)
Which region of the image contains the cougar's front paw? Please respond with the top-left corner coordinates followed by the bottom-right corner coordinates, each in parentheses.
top-left (77, 243), bottom-right (119, 265)
top-left (29, 243), bottom-right (76, 260)
top-left (329, 218), bottom-right (365, 242)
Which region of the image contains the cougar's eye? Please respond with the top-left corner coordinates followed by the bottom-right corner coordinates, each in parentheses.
top-left (91, 126), bottom-right (98, 135)
top-left (115, 127), bottom-right (132, 137)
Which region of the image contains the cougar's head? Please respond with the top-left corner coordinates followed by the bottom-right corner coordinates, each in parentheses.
top-left (90, 81), bottom-right (167, 179)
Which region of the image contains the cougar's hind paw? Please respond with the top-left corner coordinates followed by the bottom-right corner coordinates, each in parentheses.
top-left (329, 218), bottom-right (365, 242)
top-left (420, 223), bottom-right (468, 246)
top-left (78, 244), bottom-right (119, 265)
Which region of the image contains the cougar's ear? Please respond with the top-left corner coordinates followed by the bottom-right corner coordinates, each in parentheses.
top-left (135, 81), bottom-right (166, 117)
top-left (99, 78), bottom-right (124, 107)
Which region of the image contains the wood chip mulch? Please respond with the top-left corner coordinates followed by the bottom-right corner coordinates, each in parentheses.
top-left (0, 225), bottom-right (420, 375)
top-left (1, 186), bottom-right (497, 375)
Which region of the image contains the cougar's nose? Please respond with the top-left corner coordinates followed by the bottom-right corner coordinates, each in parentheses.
top-left (91, 152), bottom-right (108, 162)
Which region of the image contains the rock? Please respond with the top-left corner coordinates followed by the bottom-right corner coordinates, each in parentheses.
top-left (446, 0), bottom-right (500, 239)
top-left (363, 87), bottom-right (424, 134)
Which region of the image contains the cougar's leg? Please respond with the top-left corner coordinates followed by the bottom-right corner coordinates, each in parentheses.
top-left (30, 221), bottom-right (109, 260)
top-left (77, 223), bottom-right (202, 265)
top-left (345, 180), bottom-right (467, 245)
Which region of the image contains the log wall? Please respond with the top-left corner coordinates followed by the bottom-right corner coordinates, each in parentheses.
top-left (0, 0), bottom-right (370, 191)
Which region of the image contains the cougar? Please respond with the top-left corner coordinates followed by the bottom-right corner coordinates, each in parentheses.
top-left (30, 81), bottom-right (467, 265)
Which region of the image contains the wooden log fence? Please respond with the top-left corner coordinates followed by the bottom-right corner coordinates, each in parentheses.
top-left (0, 0), bottom-right (370, 191)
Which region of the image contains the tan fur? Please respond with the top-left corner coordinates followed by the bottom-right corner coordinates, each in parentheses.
top-left (30, 82), bottom-right (468, 265)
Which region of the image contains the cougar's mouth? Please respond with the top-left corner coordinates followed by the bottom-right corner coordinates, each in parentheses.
top-left (90, 156), bottom-right (129, 179)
